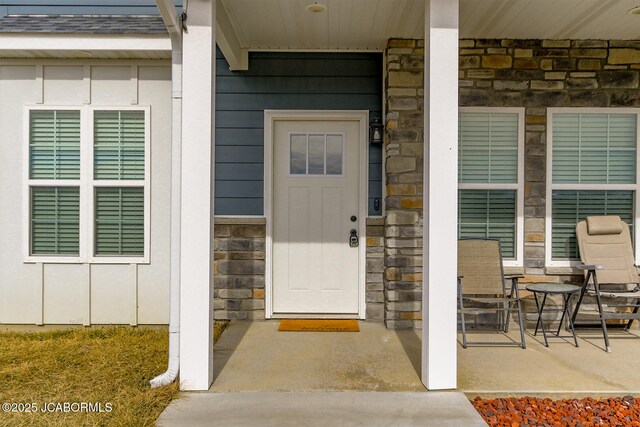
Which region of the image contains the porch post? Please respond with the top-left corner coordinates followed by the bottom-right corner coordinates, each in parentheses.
top-left (421, 0), bottom-right (459, 390)
top-left (179, 0), bottom-right (216, 390)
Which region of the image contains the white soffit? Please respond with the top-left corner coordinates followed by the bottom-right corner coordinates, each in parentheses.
top-left (219, 0), bottom-right (640, 51)
top-left (460, 0), bottom-right (640, 40)
top-left (220, 0), bottom-right (425, 51)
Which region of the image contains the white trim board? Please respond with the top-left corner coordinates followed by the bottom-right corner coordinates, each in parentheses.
top-left (263, 110), bottom-right (369, 320)
top-left (0, 34), bottom-right (170, 53)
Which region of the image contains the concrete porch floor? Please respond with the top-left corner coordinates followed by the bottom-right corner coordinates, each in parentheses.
top-left (210, 320), bottom-right (640, 397)
top-left (459, 325), bottom-right (640, 398)
top-left (210, 320), bottom-right (425, 392)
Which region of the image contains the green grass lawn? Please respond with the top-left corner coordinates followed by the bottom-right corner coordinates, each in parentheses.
top-left (0, 322), bottom-right (228, 427)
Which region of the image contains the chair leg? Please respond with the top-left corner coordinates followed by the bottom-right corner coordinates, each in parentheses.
top-left (503, 298), bottom-right (510, 333)
top-left (592, 275), bottom-right (611, 352)
top-left (625, 300), bottom-right (639, 332)
top-left (571, 271), bottom-right (590, 325)
top-left (458, 280), bottom-right (468, 349)
top-left (515, 290), bottom-right (526, 349)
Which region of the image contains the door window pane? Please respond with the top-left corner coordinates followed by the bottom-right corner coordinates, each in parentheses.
top-left (308, 134), bottom-right (325, 175)
top-left (326, 135), bottom-right (343, 175)
top-left (290, 134), bottom-right (307, 174)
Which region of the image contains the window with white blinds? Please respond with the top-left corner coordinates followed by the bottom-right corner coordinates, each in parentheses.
top-left (458, 190), bottom-right (517, 258)
top-left (548, 109), bottom-right (639, 264)
top-left (26, 107), bottom-right (149, 262)
top-left (458, 109), bottom-right (524, 264)
top-left (29, 110), bottom-right (80, 179)
top-left (95, 187), bottom-right (144, 255)
top-left (94, 110), bottom-right (145, 180)
top-left (31, 187), bottom-right (80, 255)
top-left (459, 112), bottom-right (518, 184)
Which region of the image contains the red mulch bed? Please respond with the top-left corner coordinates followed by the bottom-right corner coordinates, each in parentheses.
top-left (472, 396), bottom-right (640, 426)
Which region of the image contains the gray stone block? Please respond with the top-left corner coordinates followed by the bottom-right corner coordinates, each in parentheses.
top-left (366, 304), bottom-right (384, 321)
top-left (218, 260), bottom-right (265, 275)
top-left (218, 289), bottom-right (253, 299)
top-left (214, 276), bottom-right (265, 289)
top-left (366, 257), bottom-right (384, 274)
top-left (598, 70), bottom-right (639, 88)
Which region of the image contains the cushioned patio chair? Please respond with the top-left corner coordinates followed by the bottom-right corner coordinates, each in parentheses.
top-left (571, 215), bottom-right (640, 352)
top-left (457, 238), bottom-right (526, 349)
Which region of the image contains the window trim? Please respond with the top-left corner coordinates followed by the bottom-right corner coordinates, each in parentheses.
top-left (545, 107), bottom-right (640, 267)
top-left (23, 105), bottom-right (151, 264)
top-left (458, 107), bottom-right (525, 267)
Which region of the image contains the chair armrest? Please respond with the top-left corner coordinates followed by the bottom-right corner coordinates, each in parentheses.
top-left (576, 264), bottom-right (604, 271)
top-left (504, 274), bottom-right (524, 279)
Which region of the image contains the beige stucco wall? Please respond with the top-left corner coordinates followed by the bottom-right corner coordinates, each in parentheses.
top-left (0, 61), bottom-right (172, 325)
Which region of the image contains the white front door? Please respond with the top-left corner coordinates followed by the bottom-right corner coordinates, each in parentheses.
top-left (272, 118), bottom-right (361, 315)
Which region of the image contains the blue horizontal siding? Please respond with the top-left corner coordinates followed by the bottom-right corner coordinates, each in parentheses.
top-left (216, 49), bottom-right (383, 216)
top-left (0, 0), bottom-right (181, 16)
top-left (215, 198), bottom-right (263, 216)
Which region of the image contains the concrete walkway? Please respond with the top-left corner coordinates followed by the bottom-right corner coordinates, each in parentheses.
top-left (156, 392), bottom-right (487, 426)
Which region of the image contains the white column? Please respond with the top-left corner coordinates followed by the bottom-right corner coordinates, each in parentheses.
top-left (179, 0), bottom-right (216, 391)
top-left (421, 0), bottom-right (459, 390)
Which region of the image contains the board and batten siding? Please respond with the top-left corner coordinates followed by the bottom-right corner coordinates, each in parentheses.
top-left (216, 49), bottom-right (384, 216)
top-left (0, 0), bottom-right (180, 17)
top-left (0, 63), bottom-right (171, 324)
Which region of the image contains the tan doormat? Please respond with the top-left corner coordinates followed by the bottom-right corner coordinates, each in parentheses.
top-left (278, 319), bottom-right (359, 332)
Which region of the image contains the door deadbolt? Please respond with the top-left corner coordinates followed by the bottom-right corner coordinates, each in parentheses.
top-left (349, 229), bottom-right (359, 248)
top-left (350, 215), bottom-right (357, 222)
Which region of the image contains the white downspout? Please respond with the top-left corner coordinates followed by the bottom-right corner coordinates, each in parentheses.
top-left (151, 3), bottom-right (183, 388)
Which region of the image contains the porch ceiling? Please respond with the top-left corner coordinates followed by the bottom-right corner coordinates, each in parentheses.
top-left (219, 0), bottom-right (640, 51)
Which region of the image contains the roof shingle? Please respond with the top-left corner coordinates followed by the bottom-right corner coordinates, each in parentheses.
top-left (0, 15), bottom-right (168, 34)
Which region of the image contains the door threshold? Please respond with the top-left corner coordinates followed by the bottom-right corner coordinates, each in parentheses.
top-left (272, 313), bottom-right (360, 320)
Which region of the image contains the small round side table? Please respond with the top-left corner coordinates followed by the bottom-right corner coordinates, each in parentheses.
top-left (525, 283), bottom-right (581, 347)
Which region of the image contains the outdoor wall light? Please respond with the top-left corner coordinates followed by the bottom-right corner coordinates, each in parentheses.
top-left (369, 117), bottom-right (384, 145)
top-left (306, 2), bottom-right (326, 13)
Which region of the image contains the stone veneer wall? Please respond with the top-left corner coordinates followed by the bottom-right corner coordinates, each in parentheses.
top-left (382, 38), bottom-right (640, 328)
top-left (213, 217), bottom-right (386, 321)
top-left (384, 39), bottom-right (425, 329)
top-left (366, 218), bottom-right (385, 321)
top-left (459, 39), bottom-right (640, 278)
top-left (213, 218), bottom-right (266, 320)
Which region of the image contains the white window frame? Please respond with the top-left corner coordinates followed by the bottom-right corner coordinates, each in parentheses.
top-left (545, 107), bottom-right (640, 267)
top-left (458, 107), bottom-right (525, 267)
top-left (23, 105), bottom-right (151, 264)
